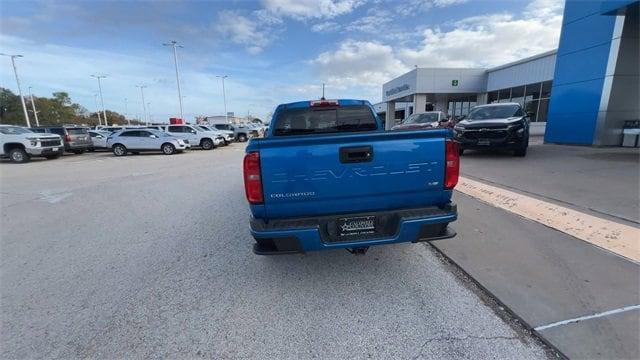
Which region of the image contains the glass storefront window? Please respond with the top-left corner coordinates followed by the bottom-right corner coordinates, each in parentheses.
top-left (537, 98), bottom-right (549, 122)
top-left (541, 81), bottom-right (552, 98)
top-left (511, 86), bottom-right (525, 106)
top-left (499, 88), bottom-right (511, 102)
top-left (525, 100), bottom-right (539, 122)
top-left (488, 91), bottom-right (498, 103)
top-left (525, 82), bottom-right (541, 102)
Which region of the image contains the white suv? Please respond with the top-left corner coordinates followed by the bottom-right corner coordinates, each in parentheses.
top-left (0, 125), bottom-right (64, 163)
top-left (163, 125), bottom-right (223, 150)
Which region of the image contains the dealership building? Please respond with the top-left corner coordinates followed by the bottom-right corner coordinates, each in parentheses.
top-left (377, 0), bottom-right (638, 146)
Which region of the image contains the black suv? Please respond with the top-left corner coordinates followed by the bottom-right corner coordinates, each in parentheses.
top-left (30, 126), bottom-right (93, 154)
top-left (453, 103), bottom-right (530, 157)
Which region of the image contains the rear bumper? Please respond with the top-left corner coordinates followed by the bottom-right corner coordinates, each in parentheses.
top-left (250, 203), bottom-right (457, 255)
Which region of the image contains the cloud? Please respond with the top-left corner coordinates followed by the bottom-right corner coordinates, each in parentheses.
top-left (261, 0), bottom-right (363, 20)
top-left (253, 9), bottom-right (284, 25)
top-left (309, 0), bottom-right (564, 102)
top-left (310, 40), bottom-right (410, 100)
top-left (399, 4), bottom-right (563, 68)
top-left (395, 0), bottom-right (468, 16)
top-left (215, 10), bottom-right (272, 54)
top-left (311, 21), bottom-right (341, 32)
top-left (345, 9), bottom-right (393, 33)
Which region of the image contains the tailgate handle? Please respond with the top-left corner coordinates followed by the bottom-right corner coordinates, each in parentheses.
top-left (340, 146), bottom-right (373, 163)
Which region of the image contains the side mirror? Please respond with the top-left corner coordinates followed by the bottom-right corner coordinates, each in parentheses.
top-left (150, 135), bottom-right (158, 138)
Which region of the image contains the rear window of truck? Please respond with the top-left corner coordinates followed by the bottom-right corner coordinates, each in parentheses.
top-left (274, 105), bottom-right (377, 136)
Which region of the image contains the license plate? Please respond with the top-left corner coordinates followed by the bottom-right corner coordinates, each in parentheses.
top-left (477, 139), bottom-right (491, 146)
top-left (338, 216), bottom-right (376, 237)
top-left (52, 147), bottom-right (58, 151)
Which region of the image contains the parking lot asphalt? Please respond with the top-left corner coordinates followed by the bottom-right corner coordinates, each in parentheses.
top-left (0, 148), bottom-right (552, 359)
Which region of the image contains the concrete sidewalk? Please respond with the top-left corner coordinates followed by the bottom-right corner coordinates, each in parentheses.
top-left (435, 142), bottom-right (640, 359)
top-left (459, 139), bottom-right (639, 224)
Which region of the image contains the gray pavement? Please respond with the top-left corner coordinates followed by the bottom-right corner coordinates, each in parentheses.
top-left (0, 149), bottom-right (551, 359)
top-left (460, 140), bottom-right (640, 224)
top-left (435, 142), bottom-right (640, 359)
top-left (434, 193), bottom-right (640, 359)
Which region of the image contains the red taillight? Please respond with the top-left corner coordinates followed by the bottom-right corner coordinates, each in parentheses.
top-left (64, 134), bottom-right (71, 142)
top-left (243, 151), bottom-right (264, 204)
top-left (444, 140), bottom-right (460, 190)
top-left (310, 99), bottom-right (339, 107)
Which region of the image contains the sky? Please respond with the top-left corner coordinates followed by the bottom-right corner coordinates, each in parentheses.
top-left (0, 0), bottom-right (564, 122)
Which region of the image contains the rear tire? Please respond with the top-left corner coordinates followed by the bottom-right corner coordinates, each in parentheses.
top-left (201, 138), bottom-right (214, 150)
top-left (161, 143), bottom-right (176, 155)
top-left (238, 134), bottom-right (247, 142)
top-left (112, 144), bottom-right (127, 156)
top-left (9, 148), bottom-right (30, 163)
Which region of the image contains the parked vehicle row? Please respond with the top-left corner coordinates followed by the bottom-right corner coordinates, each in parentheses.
top-left (0, 122), bottom-right (241, 163)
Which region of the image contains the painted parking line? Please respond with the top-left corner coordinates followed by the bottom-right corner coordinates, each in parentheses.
top-left (456, 176), bottom-right (640, 263)
top-left (534, 304), bottom-right (640, 331)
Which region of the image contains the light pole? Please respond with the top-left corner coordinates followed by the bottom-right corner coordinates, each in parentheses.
top-left (1, 53), bottom-right (30, 127)
top-left (91, 74), bottom-right (108, 126)
top-left (124, 98), bottom-right (130, 125)
top-left (94, 94), bottom-right (102, 126)
top-left (28, 86), bottom-right (40, 126)
top-left (146, 102), bottom-right (152, 124)
top-left (136, 85), bottom-right (148, 125)
top-left (163, 40), bottom-right (184, 120)
top-left (216, 75), bottom-right (228, 123)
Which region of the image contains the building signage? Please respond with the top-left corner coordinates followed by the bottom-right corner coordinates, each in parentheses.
top-left (385, 84), bottom-right (410, 97)
top-left (452, 80), bottom-right (459, 86)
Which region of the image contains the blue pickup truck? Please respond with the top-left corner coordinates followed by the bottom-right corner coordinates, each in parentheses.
top-left (243, 99), bottom-right (459, 255)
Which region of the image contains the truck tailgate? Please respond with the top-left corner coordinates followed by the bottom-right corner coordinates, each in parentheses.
top-left (255, 129), bottom-right (451, 219)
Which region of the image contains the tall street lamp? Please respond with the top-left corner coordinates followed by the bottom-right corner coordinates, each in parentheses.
top-left (163, 40), bottom-right (184, 120)
top-left (0, 53), bottom-right (30, 127)
top-left (147, 102), bottom-right (152, 124)
top-left (136, 85), bottom-right (148, 125)
top-left (91, 74), bottom-right (108, 126)
top-left (28, 86), bottom-right (40, 126)
top-left (124, 97), bottom-right (130, 125)
top-left (216, 75), bottom-right (228, 123)
top-left (94, 94), bottom-right (102, 126)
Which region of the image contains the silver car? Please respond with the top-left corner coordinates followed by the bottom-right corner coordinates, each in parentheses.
top-left (106, 129), bottom-right (189, 156)
top-left (88, 130), bottom-right (111, 151)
